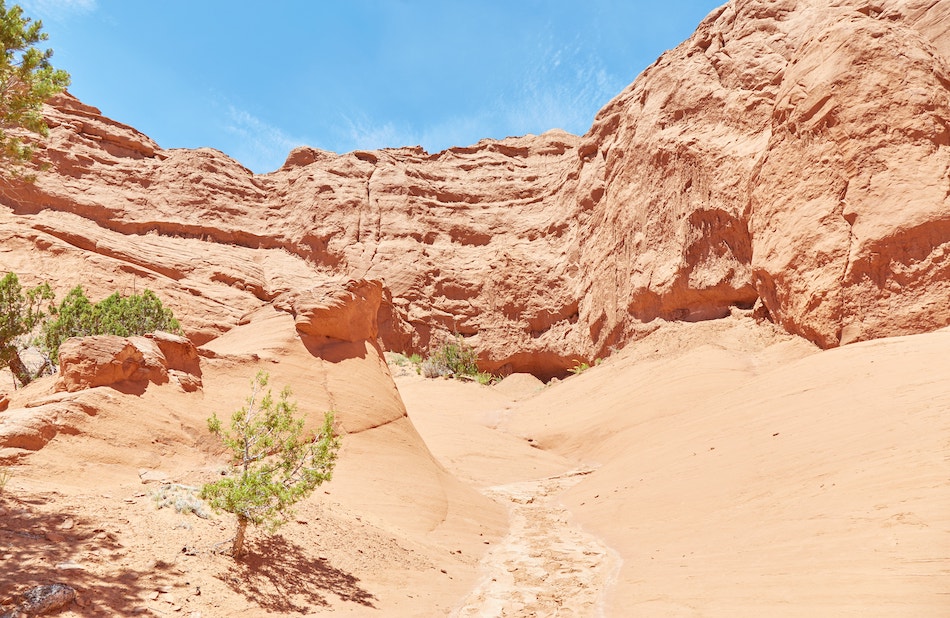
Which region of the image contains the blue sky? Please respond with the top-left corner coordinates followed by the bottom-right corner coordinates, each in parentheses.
top-left (21, 1), bottom-right (723, 173)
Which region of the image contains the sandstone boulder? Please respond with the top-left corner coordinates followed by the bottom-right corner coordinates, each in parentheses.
top-left (56, 333), bottom-right (201, 393)
top-left (0, 406), bottom-right (60, 453)
top-left (284, 279), bottom-right (383, 342)
top-left (146, 331), bottom-right (201, 376)
top-left (57, 336), bottom-right (147, 392)
top-left (0, 392), bottom-right (100, 460)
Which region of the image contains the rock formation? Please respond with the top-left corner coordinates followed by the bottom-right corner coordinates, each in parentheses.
top-left (56, 332), bottom-right (201, 393)
top-left (0, 0), bottom-right (948, 378)
top-left (579, 0), bottom-right (950, 350)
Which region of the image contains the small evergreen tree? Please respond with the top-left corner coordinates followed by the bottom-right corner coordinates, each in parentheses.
top-left (37, 285), bottom-right (92, 359)
top-left (0, 1), bottom-right (70, 175)
top-left (200, 371), bottom-right (340, 557)
top-left (0, 271), bottom-right (52, 385)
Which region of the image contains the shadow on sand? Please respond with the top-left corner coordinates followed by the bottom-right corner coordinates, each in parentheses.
top-left (0, 493), bottom-right (175, 615)
top-left (222, 534), bottom-right (378, 613)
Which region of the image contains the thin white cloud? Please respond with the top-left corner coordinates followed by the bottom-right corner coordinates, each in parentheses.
top-left (323, 26), bottom-right (625, 156)
top-left (223, 106), bottom-right (310, 173)
top-left (340, 113), bottom-right (418, 152)
top-left (355, 38), bottom-right (624, 154)
top-left (502, 36), bottom-right (623, 137)
top-left (338, 110), bottom-right (502, 155)
top-left (19, 0), bottom-right (97, 20)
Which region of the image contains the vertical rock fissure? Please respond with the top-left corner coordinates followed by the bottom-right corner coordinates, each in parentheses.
top-left (360, 165), bottom-right (381, 277)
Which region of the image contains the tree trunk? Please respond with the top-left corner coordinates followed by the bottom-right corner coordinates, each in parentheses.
top-left (4, 346), bottom-right (32, 387)
top-left (232, 515), bottom-right (248, 557)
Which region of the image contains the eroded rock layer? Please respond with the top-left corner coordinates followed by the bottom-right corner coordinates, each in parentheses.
top-left (2, 0), bottom-right (949, 377)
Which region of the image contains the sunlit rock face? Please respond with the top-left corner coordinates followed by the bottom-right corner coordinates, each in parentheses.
top-left (3, 0), bottom-right (949, 378)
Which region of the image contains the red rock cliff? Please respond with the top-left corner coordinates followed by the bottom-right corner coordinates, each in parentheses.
top-left (1, 0), bottom-right (948, 378)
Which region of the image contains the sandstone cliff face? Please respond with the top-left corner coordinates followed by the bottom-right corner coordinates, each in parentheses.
top-left (1, 0), bottom-right (948, 377)
top-left (0, 101), bottom-right (586, 377)
top-left (579, 0), bottom-right (950, 351)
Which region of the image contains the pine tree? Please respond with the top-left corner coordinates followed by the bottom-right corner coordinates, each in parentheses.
top-left (201, 371), bottom-right (341, 557)
top-left (0, 272), bottom-right (52, 386)
top-left (0, 1), bottom-right (70, 175)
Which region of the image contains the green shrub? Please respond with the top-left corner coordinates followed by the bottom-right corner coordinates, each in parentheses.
top-left (200, 370), bottom-right (340, 557)
top-left (388, 353), bottom-right (409, 367)
top-left (568, 358), bottom-right (603, 375)
top-left (474, 371), bottom-right (497, 386)
top-left (0, 275), bottom-right (180, 383)
top-left (568, 361), bottom-right (591, 375)
top-left (420, 335), bottom-right (499, 384)
top-left (421, 335), bottom-right (480, 379)
top-left (40, 286), bottom-right (180, 360)
top-left (0, 272), bottom-right (53, 385)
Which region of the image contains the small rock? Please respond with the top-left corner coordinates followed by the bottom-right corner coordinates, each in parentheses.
top-left (54, 561), bottom-right (85, 571)
top-left (19, 583), bottom-right (76, 615)
top-left (59, 518), bottom-right (75, 530)
top-left (138, 469), bottom-right (170, 484)
top-left (44, 531), bottom-right (65, 543)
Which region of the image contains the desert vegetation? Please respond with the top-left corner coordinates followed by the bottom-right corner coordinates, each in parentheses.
top-left (420, 335), bottom-right (497, 385)
top-left (152, 483), bottom-right (212, 519)
top-left (200, 370), bottom-right (341, 557)
top-left (0, 0), bottom-right (70, 176)
top-left (39, 285), bottom-right (181, 359)
top-left (568, 358), bottom-right (602, 375)
top-left (0, 272), bottom-right (53, 385)
top-left (2, 0), bottom-right (950, 614)
top-left (0, 272), bottom-right (180, 386)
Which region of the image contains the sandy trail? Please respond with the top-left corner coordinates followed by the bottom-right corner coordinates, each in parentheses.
top-left (395, 371), bottom-right (622, 616)
top-left (451, 467), bottom-right (621, 617)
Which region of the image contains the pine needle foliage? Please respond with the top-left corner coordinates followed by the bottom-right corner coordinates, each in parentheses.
top-left (40, 286), bottom-right (180, 360)
top-left (200, 370), bottom-right (340, 557)
top-left (0, 1), bottom-right (69, 175)
top-left (0, 271), bottom-right (52, 385)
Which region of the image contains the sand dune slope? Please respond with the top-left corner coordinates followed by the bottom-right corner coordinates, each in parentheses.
top-left (1, 307), bottom-right (504, 616)
top-left (504, 319), bottom-right (950, 615)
